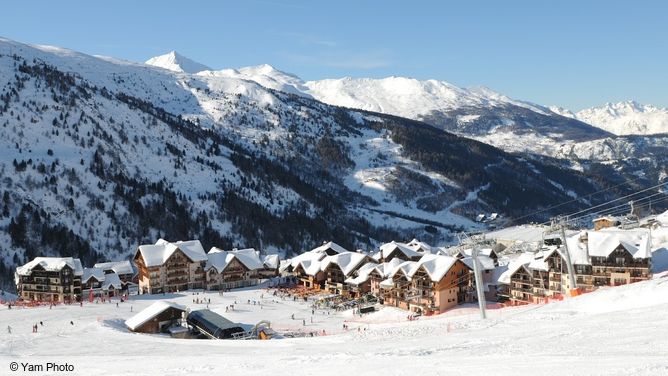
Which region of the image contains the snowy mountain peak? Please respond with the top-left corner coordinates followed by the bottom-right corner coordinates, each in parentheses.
top-left (200, 63), bottom-right (312, 97)
top-left (145, 51), bottom-right (211, 74)
top-left (573, 101), bottom-right (668, 135)
top-left (549, 106), bottom-right (576, 119)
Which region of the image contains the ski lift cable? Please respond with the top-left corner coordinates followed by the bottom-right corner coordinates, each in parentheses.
top-left (572, 196), bottom-right (668, 222)
top-left (563, 191), bottom-right (668, 225)
top-left (479, 175), bottom-right (660, 236)
top-left (499, 174), bottom-right (649, 225)
top-left (531, 182), bottom-right (668, 227)
top-left (574, 196), bottom-right (668, 221)
top-left (555, 181), bottom-right (668, 221)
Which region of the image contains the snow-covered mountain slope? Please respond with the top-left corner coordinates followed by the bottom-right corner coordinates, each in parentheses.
top-left (3, 274), bottom-right (668, 375)
top-left (304, 76), bottom-right (550, 119)
top-left (2, 37), bottom-right (646, 288)
top-left (198, 64), bottom-right (312, 98)
top-left (567, 101), bottom-right (668, 136)
top-left (0, 37), bottom-right (666, 289)
top-left (196, 63), bottom-right (614, 153)
top-left (145, 51), bottom-right (211, 74)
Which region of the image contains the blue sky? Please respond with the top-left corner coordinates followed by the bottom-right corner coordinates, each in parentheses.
top-left (1, 0), bottom-right (666, 110)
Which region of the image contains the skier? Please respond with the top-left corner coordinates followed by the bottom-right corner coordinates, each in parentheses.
top-left (40, 321), bottom-right (43, 326)
top-left (130, 305), bottom-right (133, 312)
top-left (7, 325), bottom-right (10, 334)
top-left (70, 321), bottom-right (74, 326)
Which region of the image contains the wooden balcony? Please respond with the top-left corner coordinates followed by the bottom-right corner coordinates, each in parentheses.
top-left (167, 277), bottom-right (188, 284)
top-left (511, 287), bottom-right (533, 294)
top-left (167, 269), bottom-right (188, 277)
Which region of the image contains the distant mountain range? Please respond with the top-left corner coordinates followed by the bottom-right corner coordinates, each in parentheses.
top-left (146, 51), bottom-right (668, 138)
top-left (550, 101), bottom-right (668, 136)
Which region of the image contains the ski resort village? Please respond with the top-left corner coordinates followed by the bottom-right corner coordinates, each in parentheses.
top-left (3, 210), bottom-right (668, 375)
top-left (2, 3), bottom-right (668, 374)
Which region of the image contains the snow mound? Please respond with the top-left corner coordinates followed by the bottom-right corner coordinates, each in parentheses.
top-left (551, 277), bottom-right (668, 315)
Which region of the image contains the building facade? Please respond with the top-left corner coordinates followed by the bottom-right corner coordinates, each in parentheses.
top-left (15, 257), bottom-right (83, 303)
top-left (135, 239), bottom-right (207, 294)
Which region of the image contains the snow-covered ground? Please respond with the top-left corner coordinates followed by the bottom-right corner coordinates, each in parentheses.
top-left (2, 278), bottom-right (668, 375)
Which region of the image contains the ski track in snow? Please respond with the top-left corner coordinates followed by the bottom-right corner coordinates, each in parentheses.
top-left (2, 278), bottom-right (668, 375)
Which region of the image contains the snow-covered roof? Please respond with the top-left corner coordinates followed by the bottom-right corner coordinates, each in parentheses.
top-left (125, 301), bottom-right (186, 331)
top-left (93, 260), bottom-right (134, 275)
top-left (299, 259), bottom-right (323, 276)
top-left (457, 248), bottom-right (497, 259)
top-left (205, 248), bottom-right (233, 273)
top-left (320, 252), bottom-right (368, 276)
top-left (288, 249), bottom-right (328, 269)
top-left (587, 229), bottom-right (651, 259)
top-left (406, 239), bottom-right (435, 254)
top-left (408, 254), bottom-right (459, 282)
top-left (374, 258), bottom-right (406, 278)
top-left (172, 240), bottom-right (208, 262)
top-left (434, 247), bottom-right (450, 256)
top-left (82, 267), bottom-right (106, 284)
top-left (101, 272), bottom-right (123, 290)
top-left (263, 254), bottom-right (280, 269)
top-left (528, 251), bottom-right (550, 272)
top-left (279, 259), bottom-right (293, 273)
top-left (564, 234), bottom-right (591, 265)
top-left (282, 242), bottom-right (353, 274)
top-left (386, 260), bottom-right (416, 281)
top-left (344, 262), bottom-right (379, 286)
top-left (461, 255), bottom-right (496, 271)
top-left (379, 241), bottom-right (420, 260)
top-left (137, 239), bottom-right (207, 267)
top-left (310, 241), bottom-right (349, 255)
top-left (657, 210), bottom-right (668, 227)
top-left (379, 277), bottom-right (395, 289)
top-left (492, 264), bottom-right (509, 285)
top-left (497, 253), bottom-right (534, 284)
top-left (205, 247), bottom-right (264, 273)
top-left (16, 257), bottom-right (84, 276)
top-left (231, 248), bottom-right (264, 270)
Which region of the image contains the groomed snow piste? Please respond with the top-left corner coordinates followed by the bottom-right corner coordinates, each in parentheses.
top-left (2, 276), bottom-right (668, 376)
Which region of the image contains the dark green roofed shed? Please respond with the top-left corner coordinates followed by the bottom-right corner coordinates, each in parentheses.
top-left (187, 309), bottom-right (245, 339)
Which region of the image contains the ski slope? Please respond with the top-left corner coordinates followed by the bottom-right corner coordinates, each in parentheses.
top-left (2, 277), bottom-right (668, 376)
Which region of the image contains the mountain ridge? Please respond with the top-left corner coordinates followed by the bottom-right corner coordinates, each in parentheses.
top-left (0, 38), bottom-right (665, 290)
